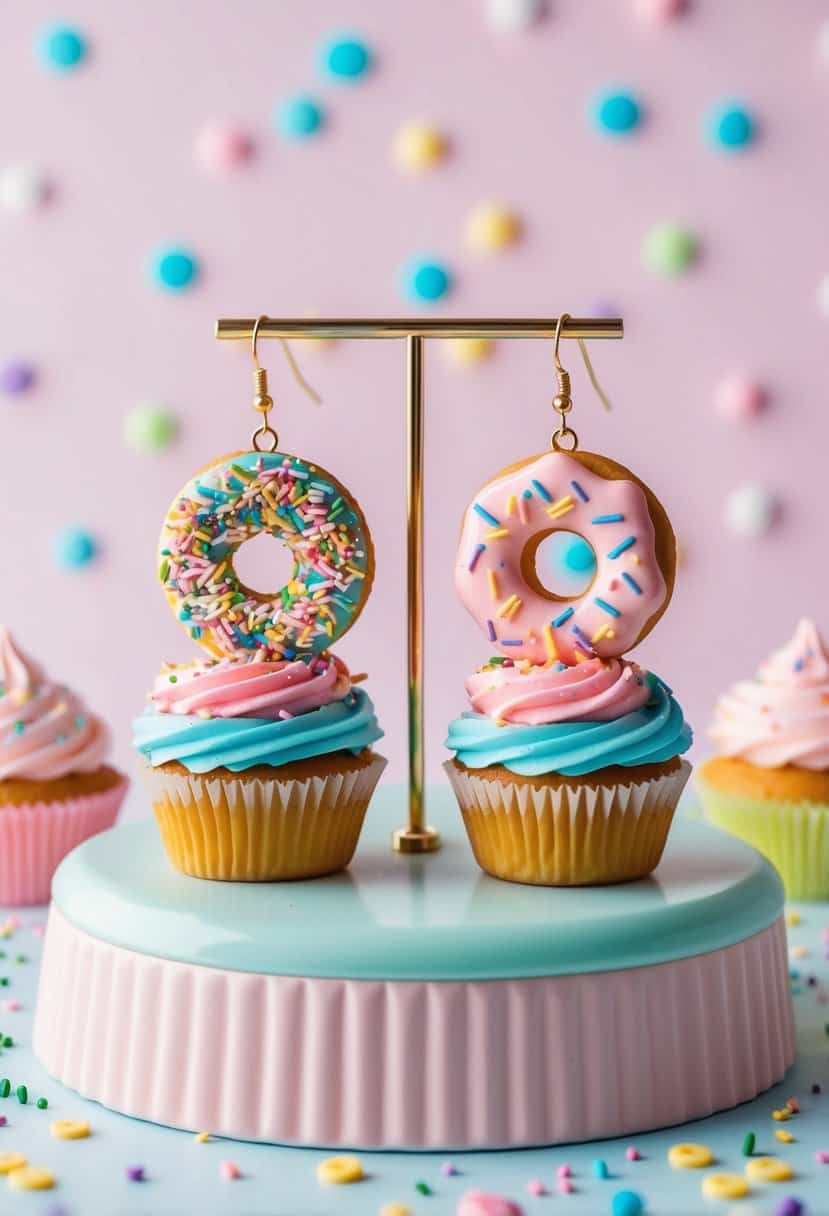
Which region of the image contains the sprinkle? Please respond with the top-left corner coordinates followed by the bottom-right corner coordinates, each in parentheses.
top-left (622, 571), bottom-right (643, 595)
top-left (496, 594), bottom-right (522, 620)
top-left (531, 478), bottom-right (552, 502)
top-left (546, 495), bottom-right (574, 520)
top-left (612, 1192), bottom-right (644, 1216)
top-left (552, 606), bottom-right (574, 627)
top-left (414, 1181), bottom-right (431, 1195)
top-left (592, 1158), bottom-right (609, 1179)
top-left (486, 619), bottom-right (496, 641)
top-left (786, 1097), bottom-right (800, 1113)
top-left (786, 911), bottom-right (801, 927)
top-left (773, 1108), bottom-right (791, 1121)
top-left (571, 480), bottom-right (589, 502)
top-left (36, 1097), bottom-right (47, 1110)
top-left (506, 494), bottom-right (517, 516)
top-left (468, 545), bottom-right (486, 574)
top-left (0, 1080), bottom-right (8, 1097)
top-left (816, 1150), bottom-right (829, 1163)
top-left (742, 1131), bottom-right (756, 1156)
top-left (775, 1200), bottom-right (803, 1216)
top-left (195, 1131), bottom-right (210, 1143)
top-left (0, 1117), bottom-right (5, 1127)
top-left (126, 1166), bottom-right (145, 1181)
top-left (557, 1165), bottom-right (572, 1178)
top-left (592, 513), bottom-right (624, 523)
top-left (501, 639), bottom-right (523, 646)
top-left (594, 597), bottom-right (621, 617)
top-left (15, 1085), bottom-right (27, 1105)
top-left (776, 1129), bottom-right (795, 1143)
top-left (527, 1179), bottom-right (546, 1195)
top-left (220, 1161), bottom-right (241, 1180)
top-left (591, 623), bottom-right (613, 644)
top-left (558, 1178), bottom-right (574, 1194)
top-left (607, 535), bottom-right (636, 559)
top-left (485, 527), bottom-right (510, 540)
top-left (440, 1161), bottom-right (458, 1177)
top-left (543, 625), bottom-right (558, 661)
top-left (626, 1146), bottom-right (640, 1161)
top-left (473, 503), bottom-right (500, 527)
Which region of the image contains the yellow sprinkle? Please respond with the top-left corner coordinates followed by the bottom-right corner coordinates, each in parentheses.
top-left (668, 1143), bottom-right (714, 1170)
top-left (591, 624), bottom-right (612, 644)
top-left (485, 527), bottom-right (510, 540)
top-left (317, 1155), bottom-right (364, 1185)
top-left (487, 569), bottom-right (500, 601)
top-left (506, 494), bottom-right (517, 517)
top-left (213, 561), bottom-right (227, 583)
top-left (546, 495), bottom-right (574, 520)
top-left (380, 1205), bottom-right (412, 1216)
top-left (631, 553), bottom-right (641, 564)
top-left (193, 530), bottom-right (212, 543)
top-left (496, 595), bottom-right (521, 620)
top-left (574, 651), bottom-right (587, 663)
top-left (0, 1153), bottom-right (27, 1175)
top-left (292, 492), bottom-right (309, 507)
top-left (50, 1119), bottom-right (90, 1140)
top-left (298, 626), bottom-right (312, 644)
top-left (785, 911), bottom-right (801, 927)
top-left (496, 718), bottom-right (507, 728)
top-left (745, 1157), bottom-right (793, 1183)
top-left (775, 1129), bottom-right (794, 1143)
top-left (8, 1166), bottom-right (55, 1192)
top-left (195, 1131), bottom-right (210, 1143)
top-left (543, 625), bottom-right (558, 661)
top-left (701, 1173), bottom-right (747, 1200)
top-left (772, 1109), bottom-right (791, 1122)
top-left (345, 565), bottom-right (366, 578)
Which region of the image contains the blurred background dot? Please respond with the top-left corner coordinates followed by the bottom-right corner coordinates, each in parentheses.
top-left (401, 257), bottom-right (452, 303)
top-left (633, 0), bottom-right (688, 22)
top-left (0, 164), bottom-right (50, 213)
top-left (816, 274), bottom-right (829, 317)
top-left (442, 337), bottom-right (495, 366)
top-left (714, 373), bottom-right (767, 423)
top-left (194, 122), bottom-right (254, 173)
top-left (123, 403), bottom-right (179, 454)
top-left (587, 297), bottom-right (623, 319)
top-left (149, 246), bottom-right (199, 291)
top-left (723, 484), bottom-right (777, 537)
top-left (276, 95), bottom-right (324, 140)
top-left (818, 19), bottom-right (829, 62)
top-left (642, 222), bottom-right (698, 276)
top-left (0, 361), bottom-right (36, 395)
top-left (36, 23), bottom-right (88, 72)
top-left (392, 121), bottom-right (448, 173)
top-left (465, 203), bottom-right (522, 251)
top-left (592, 89), bottom-right (642, 136)
top-left (706, 100), bottom-right (756, 151)
top-left (318, 33), bottom-right (372, 82)
top-left (485, 0), bottom-right (546, 32)
top-left (52, 527), bottom-right (98, 570)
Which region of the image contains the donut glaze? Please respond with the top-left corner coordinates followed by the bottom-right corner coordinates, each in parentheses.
top-left (159, 450), bottom-right (374, 661)
top-left (455, 450), bottom-right (675, 665)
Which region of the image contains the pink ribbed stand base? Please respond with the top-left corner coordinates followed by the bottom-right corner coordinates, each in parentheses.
top-left (34, 906), bottom-right (794, 1149)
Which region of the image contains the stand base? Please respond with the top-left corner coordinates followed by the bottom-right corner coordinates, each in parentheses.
top-left (33, 786), bottom-right (795, 1150)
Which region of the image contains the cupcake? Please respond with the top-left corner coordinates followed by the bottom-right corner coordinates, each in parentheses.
top-left (698, 618), bottom-right (829, 899)
top-left (0, 628), bottom-right (127, 905)
top-left (133, 651), bottom-right (386, 881)
top-left (445, 656), bottom-right (692, 886)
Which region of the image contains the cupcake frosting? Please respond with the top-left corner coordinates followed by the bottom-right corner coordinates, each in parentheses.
top-left (0, 628), bottom-right (110, 781)
top-left (709, 618), bottom-right (829, 770)
top-left (446, 664), bottom-right (691, 777)
top-left (134, 654), bottom-right (382, 773)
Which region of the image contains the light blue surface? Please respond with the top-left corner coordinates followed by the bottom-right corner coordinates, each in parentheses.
top-left (52, 784), bottom-right (783, 981)
top-left (1, 804), bottom-right (827, 1215)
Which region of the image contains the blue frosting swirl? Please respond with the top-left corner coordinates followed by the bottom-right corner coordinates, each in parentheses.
top-left (133, 687), bottom-right (383, 774)
top-left (446, 675), bottom-right (692, 777)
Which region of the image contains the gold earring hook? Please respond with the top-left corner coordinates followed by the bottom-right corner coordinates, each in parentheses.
top-left (250, 315), bottom-right (322, 453)
top-left (550, 313), bottom-right (612, 452)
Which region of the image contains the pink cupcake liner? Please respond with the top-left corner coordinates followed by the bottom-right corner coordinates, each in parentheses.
top-left (0, 779), bottom-right (128, 906)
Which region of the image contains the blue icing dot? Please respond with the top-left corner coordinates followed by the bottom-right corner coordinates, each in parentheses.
top-left (53, 526), bottom-right (97, 570)
top-left (319, 33), bottom-right (371, 81)
top-left (593, 89), bottom-right (641, 136)
top-left (150, 246), bottom-right (199, 291)
top-left (402, 257), bottom-right (452, 303)
top-left (707, 101), bottom-right (755, 150)
top-left (276, 95), bottom-right (324, 139)
top-left (37, 24), bottom-right (87, 71)
top-left (563, 534), bottom-right (596, 574)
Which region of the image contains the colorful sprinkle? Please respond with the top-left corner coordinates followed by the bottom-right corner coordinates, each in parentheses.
top-left (611, 1191), bottom-right (644, 1216)
top-left (468, 545), bottom-right (486, 572)
top-left (742, 1131), bottom-right (756, 1156)
top-left (706, 100), bottom-right (756, 151)
top-left (401, 256), bottom-right (452, 303)
top-left (465, 203), bottom-right (522, 251)
top-left (15, 1085), bottom-right (26, 1105)
top-left (592, 513), bottom-right (625, 524)
top-left (318, 33), bottom-right (372, 82)
top-left (52, 527), bottom-right (97, 570)
top-left (643, 223), bottom-right (698, 276)
top-left (592, 1158), bottom-right (609, 1179)
top-left (126, 1166), bottom-right (145, 1182)
top-left (276, 95), bottom-right (324, 139)
top-left (36, 24), bottom-right (87, 71)
top-left (552, 606), bottom-right (574, 627)
top-left (571, 480), bottom-right (589, 502)
top-left (531, 479), bottom-right (552, 502)
top-left (594, 597), bottom-right (621, 617)
top-left (414, 1180), bottom-right (431, 1195)
top-left (592, 89), bottom-right (642, 136)
top-left (317, 1155), bottom-right (364, 1185)
top-left (607, 536), bottom-right (636, 559)
top-left (622, 572), bottom-right (643, 595)
top-left (220, 1160), bottom-right (241, 1180)
top-left (474, 503), bottom-right (501, 527)
top-left (123, 403), bottom-right (179, 454)
top-left (392, 122), bottom-right (448, 173)
top-left (0, 362), bottom-right (36, 395)
top-left (149, 245), bottom-right (199, 291)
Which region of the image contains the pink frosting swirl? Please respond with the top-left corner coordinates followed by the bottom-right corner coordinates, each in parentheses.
top-left (466, 656), bottom-right (650, 725)
top-left (0, 628), bottom-right (110, 781)
top-left (709, 618), bottom-right (829, 769)
top-left (150, 654), bottom-right (352, 719)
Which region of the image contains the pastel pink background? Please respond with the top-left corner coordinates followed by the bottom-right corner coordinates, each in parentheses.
top-left (1, 1), bottom-right (825, 810)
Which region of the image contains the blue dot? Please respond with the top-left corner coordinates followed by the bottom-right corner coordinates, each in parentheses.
top-left (53, 527), bottom-right (97, 570)
top-left (592, 1158), bottom-right (609, 1180)
top-left (612, 1192), bottom-right (644, 1216)
top-left (37, 24), bottom-right (87, 72)
top-left (593, 90), bottom-right (641, 136)
top-left (149, 246), bottom-right (199, 292)
top-left (707, 101), bottom-right (755, 151)
top-left (276, 95), bottom-right (324, 140)
top-left (319, 34), bottom-right (371, 82)
top-left (563, 534), bottom-right (596, 574)
top-left (402, 257), bottom-right (452, 303)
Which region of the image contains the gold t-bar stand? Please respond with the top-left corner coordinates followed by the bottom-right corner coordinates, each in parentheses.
top-left (215, 317), bottom-right (624, 853)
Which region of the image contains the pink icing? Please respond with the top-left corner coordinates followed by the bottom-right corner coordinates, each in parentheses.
top-left (455, 450), bottom-right (668, 665)
top-left (0, 628), bottom-right (110, 781)
top-left (457, 1193), bottom-right (524, 1216)
top-left (466, 657), bottom-right (650, 725)
top-left (150, 654), bottom-right (351, 719)
top-left (709, 618), bottom-right (829, 769)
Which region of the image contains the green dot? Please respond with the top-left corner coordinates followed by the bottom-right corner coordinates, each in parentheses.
top-left (3, 1037), bottom-right (12, 1048)
top-left (742, 1131), bottom-right (755, 1156)
top-left (415, 1181), bottom-right (431, 1195)
top-left (0, 1079), bottom-right (9, 1097)
top-left (642, 223), bottom-right (698, 276)
top-left (36, 1097), bottom-right (48, 1110)
top-left (14, 955), bottom-right (26, 964)
top-left (0, 978), bottom-right (9, 987)
top-left (16, 1084), bottom-right (27, 1104)
top-left (123, 403), bottom-right (179, 454)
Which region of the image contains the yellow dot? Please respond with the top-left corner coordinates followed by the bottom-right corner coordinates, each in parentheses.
top-left (745, 1156), bottom-right (793, 1183)
top-left (195, 1131), bottom-right (210, 1143)
top-left (7, 1166), bottom-right (55, 1191)
top-left (443, 337), bottom-right (495, 366)
top-left (392, 122), bottom-right (447, 172)
top-left (668, 1142), bottom-right (714, 1169)
top-left (380, 1206), bottom-right (412, 1216)
top-left (465, 202), bottom-right (522, 251)
top-left (317, 1155), bottom-right (364, 1185)
top-left (775, 1129), bottom-right (794, 1143)
top-left (772, 1108), bottom-right (791, 1122)
top-left (701, 1172), bottom-right (749, 1200)
top-left (0, 1153), bottom-right (27, 1175)
top-left (785, 910), bottom-right (801, 926)
top-left (50, 1119), bottom-right (90, 1140)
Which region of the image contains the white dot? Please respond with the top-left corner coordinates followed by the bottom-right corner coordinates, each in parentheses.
top-left (817, 273), bottom-right (829, 318)
top-left (723, 484), bottom-right (776, 537)
top-left (485, 0), bottom-right (546, 33)
top-left (0, 164), bottom-right (50, 213)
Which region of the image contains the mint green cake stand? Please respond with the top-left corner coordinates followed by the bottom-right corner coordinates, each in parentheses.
top-left (33, 785), bottom-right (795, 1150)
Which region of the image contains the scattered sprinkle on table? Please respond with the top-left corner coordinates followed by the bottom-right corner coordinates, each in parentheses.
top-left (816, 1150), bottom-right (829, 1164)
top-left (742, 1131), bottom-right (756, 1155)
top-left (441, 1161), bottom-right (458, 1176)
top-left (52, 526), bottom-right (98, 570)
top-left (0, 1080), bottom-right (8, 1098)
top-left (0, 1116), bottom-right (6, 1127)
top-left (36, 1097), bottom-right (47, 1109)
top-left (0, 1152), bottom-right (27, 1175)
top-left (148, 246), bottom-right (199, 292)
top-left (318, 34), bottom-right (372, 82)
top-left (50, 1119), bottom-right (90, 1140)
top-left (557, 1178), bottom-right (574, 1195)
top-left (276, 94), bottom-right (324, 140)
top-left (392, 122), bottom-right (448, 173)
top-left (380, 1205), bottom-right (411, 1216)
top-left (8, 1165), bottom-right (54, 1191)
top-left (625, 1146), bottom-right (641, 1161)
top-left (592, 1158), bottom-right (609, 1179)
top-left (415, 1180), bottom-right (431, 1195)
top-left (36, 23), bottom-right (87, 71)
top-left (15, 1085), bottom-right (26, 1105)
top-left (668, 1142), bottom-right (713, 1169)
top-left (745, 1156), bottom-right (794, 1183)
top-left (126, 1165), bottom-right (145, 1182)
top-left (195, 1130), bottom-right (210, 1143)
top-left (457, 1191), bottom-right (525, 1215)
top-left (775, 1198), bottom-right (803, 1216)
top-left (701, 1172), bottom-right (748, 1200)
top-left (776, 1129), bottom-right (795, 1143)
top-left (220, 1160), bottom-right (240, 1180)
top-left (317, 1155), bottom-right (364, 1185)
top-left (557, 1164), bottom-right (572, 1177)
top-left (611, 1191), bottom-right (644, 1216)
top-left (642, 222), bottom-right (698, 276)
top-left (526, 1179), bottom-right (545, 1195)
top-left (400, 256), bottom-right (452, 303)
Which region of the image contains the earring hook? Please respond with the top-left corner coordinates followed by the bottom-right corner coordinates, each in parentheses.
top-left (250, 315), bottom-right (322, 452)
top-left (550, 313), bottom-right (612, 452)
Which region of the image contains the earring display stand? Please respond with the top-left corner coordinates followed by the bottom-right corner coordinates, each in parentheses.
top-left (33, 318), bottom-right (794, 1151)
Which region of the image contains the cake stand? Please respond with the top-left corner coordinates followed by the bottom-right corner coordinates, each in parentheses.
top-left (33, 785), bottom-right (794, 1150)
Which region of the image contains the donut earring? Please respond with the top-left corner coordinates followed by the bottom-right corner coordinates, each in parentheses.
top-left (158, 316), bottom-right (376, 662)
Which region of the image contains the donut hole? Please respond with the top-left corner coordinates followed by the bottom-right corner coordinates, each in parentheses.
top-left (523, 529), bottom-right (597, 601)
top-left (231, 531), bottom-right (299, 599)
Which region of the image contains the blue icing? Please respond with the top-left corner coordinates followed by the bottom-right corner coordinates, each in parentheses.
top-left (134, 687), bottom-right (382, 774)
top-left (445, 676), bottom-right (691, 777)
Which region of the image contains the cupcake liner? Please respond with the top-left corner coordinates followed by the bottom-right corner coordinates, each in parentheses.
top-left (698, 780), bottom-right (829, 900)
top-left (142, 754), bottom-right (387, 881)
top-left (0, 779), bottom-right (128, 906)
top-left (445, 760), bottom-right (691, 886)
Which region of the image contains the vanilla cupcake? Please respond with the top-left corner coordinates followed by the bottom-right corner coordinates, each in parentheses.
top-left (698, 618), bottom-right (829, 899)
top-left (0, 628), bottom-right (127, 905)
top-left (445, 655), bottom-right (692, 886)
top-left (133, 652), bottom-right (385, 881)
